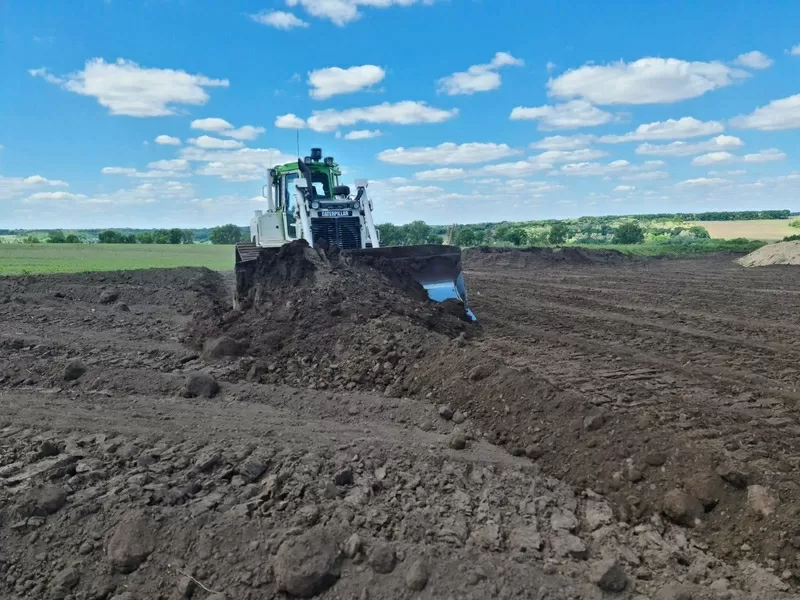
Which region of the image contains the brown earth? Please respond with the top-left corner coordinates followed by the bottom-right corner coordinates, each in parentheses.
top-left (0, 249), bottom-right (799, 599)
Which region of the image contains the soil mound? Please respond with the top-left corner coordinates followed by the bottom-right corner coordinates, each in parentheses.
top-left (464, 246), bottom-right (635, 269)
top-left (737, 240), bottom-right (800, 267)
top-left (188, 241), bottom-right (476, 393)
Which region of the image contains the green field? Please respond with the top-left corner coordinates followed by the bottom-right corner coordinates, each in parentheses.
top-left (0, 243), bottom-right (234, 276)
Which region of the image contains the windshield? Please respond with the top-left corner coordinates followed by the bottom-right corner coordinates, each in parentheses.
top-left (311, 171), bottom-right (330, 198)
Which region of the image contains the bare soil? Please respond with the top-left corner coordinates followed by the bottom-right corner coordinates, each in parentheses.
top-left (0, 249), bottom-right (799, 600)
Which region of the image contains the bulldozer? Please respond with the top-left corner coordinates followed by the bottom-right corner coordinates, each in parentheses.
top-left (234, 148), bottom-right (474, 319)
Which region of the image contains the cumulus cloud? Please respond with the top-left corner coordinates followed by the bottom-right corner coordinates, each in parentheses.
top-left (557, 160), bottom-right (665, 177)
top-left (0, 174), bottom-right (68, 200)
top-left (343, 129), bottom-right (382, 140)
top-left (155, 135), bottom-right (181, 145)
top-left (180, 146), bottom-right (296, 182)
top-left (529, 135), bottom-right (595, 150)
top-left (618, 171), bottom-right (670, 181)
top-left (22, 191), bottom-right (87, 204)
top-left (189, 135), bottom-right (244, 149)
top-left (29, 58), bottom-right (229, 117)
top-left (308, 65), bottom-right (385, 100)
top-left (791, 44), bottom-right (800, 56)
top-left (676, 177), bottom-right (729, 187)
top-left (613, 185), bottom-right (635, 192)
top-left (510, 100), bottom-right (615, 130)
top-left (635, 135), bottom-right (744, 157)
top-left (599, 117), bottom-right (724, 142)
top-left (547, 57), bottom-right (749, 105)
top-left (190, 118), bottom-right (265, 140)
top-left (249, 10), bottom-right (309, 29)
top-left (729, 94), bottom-right (800, 130)
top-left (413, 168), bottom-right (467, 181)
top-left (304, 101), bottom-right (458, 133)
top-left (285, 0), bottom-right (436, 26)
top-left (437, 52), bottom-right (524, 95)
top-left (733, 51), bottom-right (773, 69)
top-left (691, 148), bottom-right (786, 166)
top-left (101, 159), bottom-right (190, 179)
top-left (377, 142), bottom-right (519, 165)
top-left (275, 113), bottom-right (307, 129)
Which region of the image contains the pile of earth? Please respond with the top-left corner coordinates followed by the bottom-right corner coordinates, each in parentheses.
top-left (186, 240), bottom-right (478, 394)
top-left (737, 240), bottom-right (800, 267)
top-left (463, 246), bottom-right (637, 270)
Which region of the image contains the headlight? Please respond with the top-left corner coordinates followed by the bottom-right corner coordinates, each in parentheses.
top-left (351, 200), bottom-right (361, 210)
top-left (311, 200), bottom-right (320, 209)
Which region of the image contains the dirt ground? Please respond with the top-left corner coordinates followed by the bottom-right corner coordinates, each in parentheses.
top-left (0, 247), bottom-right (798, 600)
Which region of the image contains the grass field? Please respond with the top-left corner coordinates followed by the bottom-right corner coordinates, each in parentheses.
top-left (0, 243), bottom-right (234, 276)
top-left (692, 219), bottom-right (795, 241)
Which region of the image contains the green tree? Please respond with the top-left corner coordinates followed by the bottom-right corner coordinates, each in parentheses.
top-left (168, 228), bottom-right (183, 244)
top-left (453, 226), bottom-right (477, 247)
top-left (181, 229), bottom-right (195, 244)
top-left (123, 234), bottom-right (137, 244)
top-left (98, 230), bottom-right (121, 243)
top-left (687, 225), bottom-right (710, 239)
top-left (790, 219), bottom-right (800, 229)
top-left (612, 221), bottom-right (645, 244)
top-left (137, 232), bottom-right (154, 244)
top-left (23, 235), bottom-right (41, 244)
top-left (548, 222), bottom-right (569, 245)
top-left (504, 227), bottom-right (529, 246)
top-left (64, 234), bottom-right (81, 243)
top-left (47, 230), bottom-right (66, 243)
top-left (152, 229), bottom-right (171, 244)
top-left (377, 223), bottom-right (402, 246)
top-left (210, 224), bottom-right (246, 245)
top-left (403, 220), bottom-right (441, 245)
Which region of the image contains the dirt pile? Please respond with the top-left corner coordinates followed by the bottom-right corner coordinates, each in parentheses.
top-left (464, 246), bottom-right (636, 270)
top-left (737, 240), bottom-right (800, 267)
top-left (188, 240), bottom-right (476, 394)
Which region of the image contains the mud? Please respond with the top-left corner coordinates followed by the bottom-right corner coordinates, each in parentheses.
top-left (1, 252), bottom-right (799, 599)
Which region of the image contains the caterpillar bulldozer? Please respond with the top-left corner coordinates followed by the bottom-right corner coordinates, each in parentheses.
top-left (234, 147), bottom-right (474, 319)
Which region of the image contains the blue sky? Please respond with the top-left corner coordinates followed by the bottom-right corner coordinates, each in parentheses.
top-left (1, 0), bottom-right (800, 229)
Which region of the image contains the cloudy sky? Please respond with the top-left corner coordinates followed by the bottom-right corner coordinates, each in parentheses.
top-left (2, 0), bottom-right (800, 228)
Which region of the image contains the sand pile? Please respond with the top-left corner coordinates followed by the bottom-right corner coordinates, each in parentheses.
top-left (737, 240), bottom-right (800, 267)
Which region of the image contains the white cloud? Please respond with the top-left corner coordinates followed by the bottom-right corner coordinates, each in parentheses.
top-left (546, 61), bottom-right (557, 73)
top-left (692, 148), bottom-right (786, 166)
top-left (618, 171), bottom-right (670, 182)
top-left (189, 135), bottom-right (244, 149)
top-left (729, 94), bottom-right (800, 130)
top-left (181, 146), bottom-right (296, 182)
top-left (613, 185), bottom-right (635, 192)
top-left (305, 101), bottom-right (458, 132)
top-left (791, 44), bottom-right (800, 56)
top-left (437, 52), bottom-right (524, 96)
top-left (30, 58), bottom-right (229, 117)
top-left (733, 51), bottom-right (773, 70)
top-left (413, 168), bottom-right (466, 181)
top-left (101, 159), bottom-right (190, 179)
top-left (147, 159), bottom-right (190, 171)
top-left (308, 65), bottom-right (385, 100)
top-left (190, 118), bottom-right (264, 140)
top-left (558, 159), bottom-right (664, 177)
top-left (154, 135), bottom-right (181, 145)
top-left (249, 10), bottom-right (309, 29)
top-left (22, 191), bottom-right (87, 204)
top-left (708, 169), bottom-right (746, 176)
top-left (535, 148), bottom-right (609, 163)
top-left (529, 135), bottom-right (595, 150)
top-left (600, 117), bottom-right (724, 143)
top-left (548, 57), bottom-right (748, 105)
top-left (478, 159), bottom-right (553, 178)
top-left (275, 113), bottom-right (307, 129)
top-left (377, 142), bottom-right (519, 165)
top-left (191, 118), bottom-right (232, 132)
top-left (285, 0), bottom-right (436, 26)
top-left (510, 100), bottom-right (614, 130)
top-left (676, 177), bottom-right (729, 188)
top-left (0, 174), bottom-right (68, 200)
top-left (343, 129), bottom-right (382, 140)
top-left (635, 135), bottom-right (744, 157)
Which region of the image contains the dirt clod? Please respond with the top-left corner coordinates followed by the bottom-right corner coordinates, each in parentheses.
top-left (590, 558), bottom-right (627, 592)
top-left (685, 472), bottom-right (724, 511)
top-left (747, 485), bottom-right (778, 517)
top-left (368, 542), bottom-right (396, 574)
top-left (716, 465), bottom-right (749, 489)
top-left (99, 290), bottom-right (119, 304)
top-left (662, 489), bottom-right (703, 527)
top-left (63, 358), bottom-right (86, 381)
top-left (107, 511), bottom-right (156, 573)
top-left (449, 433), bottom-right (467, 450)
top-left (275, 528), bottom-right (341, 597)
top-left (405, 558), bottom-right (430, 591)
top-left (184, 372), bottom-right (220, 398)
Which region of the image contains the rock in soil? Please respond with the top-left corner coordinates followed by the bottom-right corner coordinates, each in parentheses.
top-left (404, 558), bottom-right (430, 591)
top-left (654, 584), bottom-right (694, 600)
top-left (590, 558), bottom-right (627, 592)
top-left (662, 489), bottom-right (703, 527)
top-left (275, 528), bottom-right (341, 598)
top-left (438, 405), bottom-right (454, 420)
top-left (184, 372), bottom-right (220, 398)
top-left (99, 289), bottom-right (119, 304)
top-left (63, 359), bottom-right (87, 381)
top-left (716, 464), bottom-right (749, 489)
top-left (107, 511), bottom-right (156, 573)
top-left (684, 471), bottom-right (724, 511)
top-left (449, 433), bottom-right (467, 450)
top-left (202, 336), bottom-right (246, 361)
top-left (368, 542), bottom-right (396, 574)
top-left (747, 485), bottom-right (779, 517)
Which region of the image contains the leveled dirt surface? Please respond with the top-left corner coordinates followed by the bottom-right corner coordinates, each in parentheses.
top-left (0, 254), bottom-right (799, 599)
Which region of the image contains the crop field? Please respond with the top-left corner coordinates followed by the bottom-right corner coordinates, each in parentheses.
top-left (0, 242), bottom-right (233, 275)
top-left (693, 219), bottom-right (795, 241)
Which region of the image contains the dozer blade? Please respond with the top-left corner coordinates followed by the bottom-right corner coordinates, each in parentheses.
top-left (347, 244), bottom-right (476, 321)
